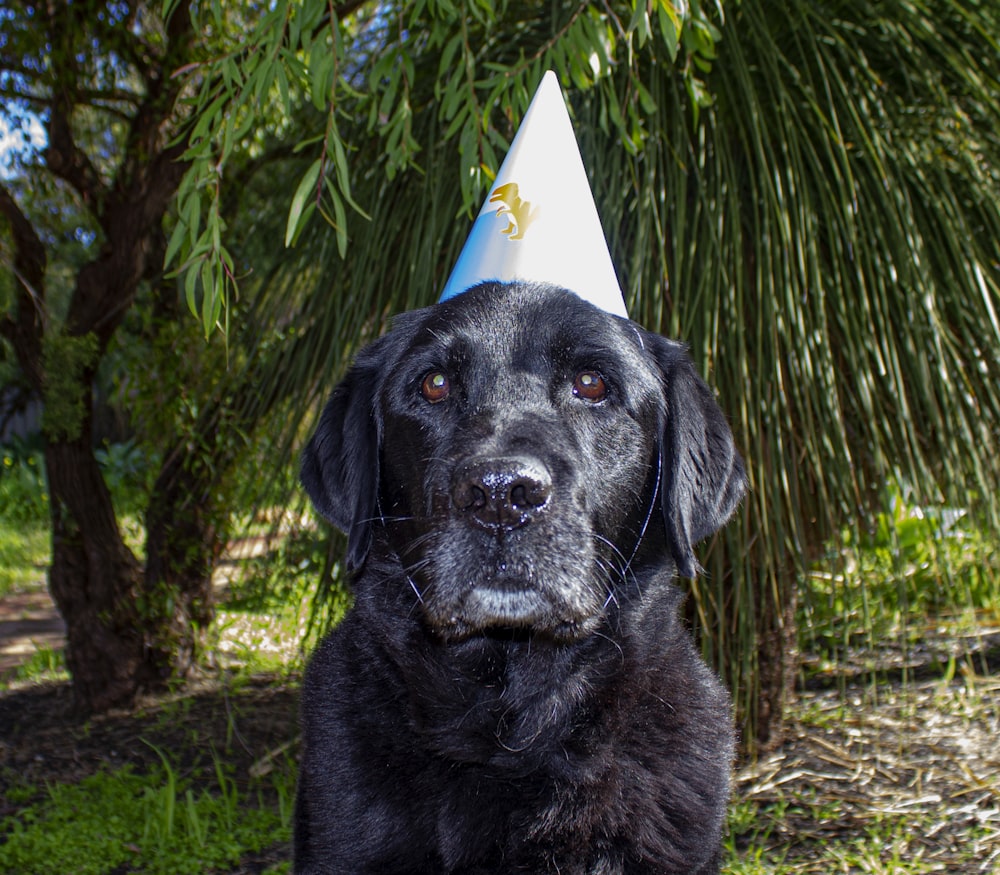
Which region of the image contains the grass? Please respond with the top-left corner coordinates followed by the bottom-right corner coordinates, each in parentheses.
top-left (726, 669), bottom-right (1000, 874)
top-left (212, 523), bottom-right (352, 675)
top-left (726, 798), bottom-right (943, 873)
top-left (0, 438), bottom-right (50, 597)
top-left (0, 444), bottom-right (299, 874)
top-left (5, 645), bottom-right (67, 685)
top-left (0, 439), bottom-right (48, 528)
top-left (0, 752), bottom-right (294, 875)
top-left (799, 490), bottom-right (1000, 685)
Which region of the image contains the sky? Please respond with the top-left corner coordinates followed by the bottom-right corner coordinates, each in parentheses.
top-left (0, 111), bottom-right (46, 180)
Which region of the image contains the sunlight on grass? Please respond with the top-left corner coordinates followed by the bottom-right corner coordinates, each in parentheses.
top-left (212, 524), bottom-right (352, 673)
top-left (799, 490), bottom-right (1000, 685)
top-left (4, 646), bottom-right (68, 687)
top-left (0, 523), bottom-right (48, 598)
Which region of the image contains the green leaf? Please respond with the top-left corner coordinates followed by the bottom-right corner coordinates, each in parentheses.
top-left (636, 80), bottom-right (657, 114)
top-left (200, 260), bottom-right (216, 336)
top-left (628, 2), bottom-right (652, 46)
top-left (285, 158), bottom-right (323, 247)
top-left (184, 258), bottom-right (200, 319)
top-left (275, 63), bottom-right (291, 112)
top-left (309, 39), bottom-right (334, 111)
top-left (325, 179), bottom-right (348, 259)
top-left (164, 220), bottom-right (188, 270)
top-left (656, 1), bottom-right (680, 61)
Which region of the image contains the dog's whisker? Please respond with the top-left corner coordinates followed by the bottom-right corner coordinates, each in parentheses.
top-left (405, 574), bottom-right (425, 605)
top-left (592, 629), bottom-right (625, 664)
top-left (591, 536), bottom-right (633, 591)
top-left (401, 554), bottom-right (434, 580)
top-left (592, 545), bottom-right (626, 576)
top-left (592, 555), bottom-right (623, 595)
top-left (372, 513), bottom-right (416, 524)
top-left (620, 454), bottom-right (662, 578)
top-left (399, 530), bottom-right (440, 559)
top-left (591, 532), bottom-right (628, 563)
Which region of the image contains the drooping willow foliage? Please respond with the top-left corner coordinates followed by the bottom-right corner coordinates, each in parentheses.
top-left (197, 0), bottom-right (1000, 749)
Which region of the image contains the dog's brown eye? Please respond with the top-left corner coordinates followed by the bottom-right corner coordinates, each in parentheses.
top-left (573, 371), bottom-right (606, 402)
top-left (421, 371), bottom-right (450, 403)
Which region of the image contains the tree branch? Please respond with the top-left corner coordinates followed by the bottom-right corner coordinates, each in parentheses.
top-left (62, 1), bottom-right (196, 344)
top-left (0, 182), bottom-right (47, 390)
top-left (1, 84), bottom-right (141, 118)
top-left (334, 0), bottom-right (373, 20)
top-left (44, 102), bottom-right (109, 219)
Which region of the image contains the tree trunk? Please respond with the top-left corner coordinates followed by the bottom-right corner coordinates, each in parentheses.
top-left (46, 399), bottom-right (228, 710)
top-left (44, 373), bottom-right (228, 710)
top-left (143, 449), bottom-right (227, 679)
top-left (753, 578), bottom-right (797, 752)
top-left (44, 412), bottom-right (150, 712)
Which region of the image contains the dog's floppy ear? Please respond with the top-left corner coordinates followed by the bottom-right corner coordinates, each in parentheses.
top-left (645, 333), bottom-right (747, 578)
top-left (301, 336), bottom-right (394, 571)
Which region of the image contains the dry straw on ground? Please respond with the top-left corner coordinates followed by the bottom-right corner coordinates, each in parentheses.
top-left (734, 664), bottom-right (1000, 873)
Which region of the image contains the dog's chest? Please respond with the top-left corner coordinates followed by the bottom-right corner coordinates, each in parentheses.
top-left (403, 641), bottom-right (580, 760)
top-left (401, 699), bottom-right (627, 872)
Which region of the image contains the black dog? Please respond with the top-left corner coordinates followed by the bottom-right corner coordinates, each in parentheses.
top-left (296, 282), bottom-right (746, 874)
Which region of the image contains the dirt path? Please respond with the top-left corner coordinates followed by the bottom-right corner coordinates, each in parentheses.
top-left (0, 536), bottom-right (277, 680)
top-left (0, 587), bottom-right (64, 677)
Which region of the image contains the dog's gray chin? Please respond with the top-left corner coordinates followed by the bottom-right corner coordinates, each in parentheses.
top-left (466, 584), bottom-right (547, 625)
top-left (426, 585), bottom-right (602, 644)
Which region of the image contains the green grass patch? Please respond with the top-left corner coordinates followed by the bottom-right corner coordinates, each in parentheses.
top-left (0, 439), bottom-right (48, 527)
top-left (0, 522), bottom-right (49, 598)
top-left (221, 526), bottom-right (349, 618)
top-left (800, 489), bottom-right (1000, 674)
top-left (724, 800), bottom-right (950, 874)
top-left (0, 438), bottom-right (50, 597)
top-left (0, 750), bottom-right (293, 875)
top-left (213, 525), bottom-right (352, 672)
top-left (4, 646), bottom-right (68, 687)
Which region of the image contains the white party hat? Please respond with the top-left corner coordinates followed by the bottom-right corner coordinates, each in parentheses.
top-left (439, 71), bottom-right (627, 318)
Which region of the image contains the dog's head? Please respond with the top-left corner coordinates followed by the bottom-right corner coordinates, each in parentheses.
top-left (303, 282), bottom-right (745, 642)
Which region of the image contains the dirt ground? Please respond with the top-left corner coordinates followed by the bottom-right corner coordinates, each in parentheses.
top-left (733, 675), bottom-right (1000, 872)
top-left (0, 587), bottom-right (66, 676)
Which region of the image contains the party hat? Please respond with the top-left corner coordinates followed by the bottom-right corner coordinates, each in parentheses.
top-left (439, 71), bottom-right (627, 318)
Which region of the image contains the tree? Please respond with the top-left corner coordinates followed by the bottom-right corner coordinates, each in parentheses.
top-left (0, 1), bottom-right (321, 710)
top-left (176, 0), bottom-right (1000, 749)
top-left (5, 0), bottom-right (998, 753)
top-left (0, 0), bottom-right (393, 713)
top-left (0, 1), bottom-right (205, 710)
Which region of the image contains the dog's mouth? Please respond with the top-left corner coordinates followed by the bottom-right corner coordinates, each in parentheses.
top-left (458, 579), bottom-right (545, 624)
top-left (418, 563), bottom-right (604, 644)
top-left (434, 608), bottom-right (598, 644)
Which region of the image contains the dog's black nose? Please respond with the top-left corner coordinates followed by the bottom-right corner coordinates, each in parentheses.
top-left (451, 456), bottom-right (552, 530)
